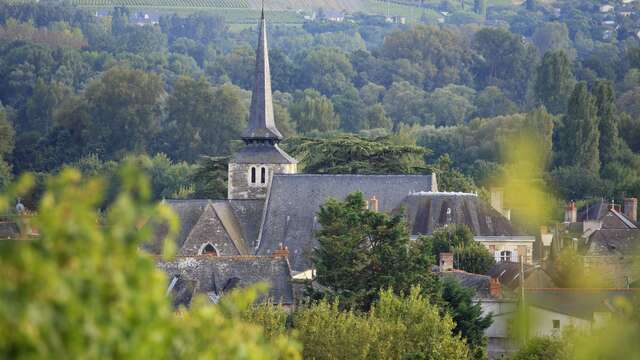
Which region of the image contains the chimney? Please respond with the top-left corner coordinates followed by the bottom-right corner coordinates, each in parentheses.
top-left (489, 277), bottom-right (501, 298)
top-left (272, 243), bottom-right (289, 258)
top-left (439, 252), bottom-right (453, 272)
top-left (624, 198), bottom-right (638, 222)
top-left (564, 201), bottom-right (577, 223)
top-left (369, 196), bottom-right (379, 212)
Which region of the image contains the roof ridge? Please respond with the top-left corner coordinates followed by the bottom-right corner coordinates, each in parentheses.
top-left (272, 174), bottom-right (436, 177)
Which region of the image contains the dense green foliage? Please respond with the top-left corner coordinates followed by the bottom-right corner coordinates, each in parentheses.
top-left (311, 193), bottom-right (493, 356)
top-left (1, 0), bottom-right (640, 206)
top-left (442, 278), bottom-right (493, 360)
top-left (419, 225), bottom-right (496, 274)
top-left (311, 192), bottom-right (439, 310)
top-left (244, 288), bottom-right (471, 360)
top-left (0, 165), bottom-right (300, 359)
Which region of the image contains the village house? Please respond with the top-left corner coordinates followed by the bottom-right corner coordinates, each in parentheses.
top-left (152, 10), bottom-right (535, 307)
top-left (553, 199), bottom-right (640, 288)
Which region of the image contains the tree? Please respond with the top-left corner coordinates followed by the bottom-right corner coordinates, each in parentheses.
top-left (473, 0), bottom-right (486, 16)
top-left (474, 86), bottom-right (518, 118)
top-left (593, 80), bottom-right (620, 166)
top-left (558, 82), bottom-right (600, 174)
top-left (511, 336), bottom-right (569, 360)
top-left (382, 81), bottom-right (428, 127)
top-left (83, 67), bottom-right (165, 157)
top-left (420, 225), bottom-right (495, 274)
top-left (161, 77), bottom-right (245, 161)
top-left (525, 0), bottom-right (535, 11)
top-left (535, 50), bottom-right (575, 115)
top-left (289, 89), bottom-right (340, 133)
top-left (294, 288), bottom-right (470, 360)
top-left (426, 85), bottom-right (476, 126)
top-left (473, 28), bottom-right (537, 103)
top-left (381, 25), bottom-right (473, 90)
top-left (0, 105), bottom-right (13, 190)
top-left (441, 278), bottom-right (492, 360)
top-left (312, 192), bottom-right (439, 310)
top-left (365, 103), bottom-right (392, 130)
top-left (453, 243), bottom-right (495, 274)
top-left (0, 165), bottom-right (300, 358)
top-left (532, 22), bottom-right (575, 59)
top-left (189, 155), bottom-right (229, 199)
top-left (285, 135), bottom-right (428, 175)
top-left (298, 47), bottom-right (355, 97)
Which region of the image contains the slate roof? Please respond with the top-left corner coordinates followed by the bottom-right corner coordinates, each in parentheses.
top-left (578, 200), bottom-right (610, 222)
top-left (399, 193), bottom-right (523, 236)
top-left (147, 200), bottom-right (263, 256)
top-left (231, 143), bottom-right (297, 164)
top-left (159, 256), bottom-right (294, 307)
top-left (0, 221), bottom-right (20, 239)
top-left (486, 262), bottom-right (555, 291)
top-left (525, 288), bottom-right (639, 320)
top-left (256, 174), bottom-right (438, 271)
top-left (228, 199), bottom-right (266, 248)
top-left (441, 270), bottom-right (492, 299)
top-left (586, 229), bottom-right (640, 256)
top-left (242, 11), bottom-right (282, 141)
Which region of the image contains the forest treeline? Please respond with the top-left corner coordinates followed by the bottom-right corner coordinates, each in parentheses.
top-left (1, 0), bottom-right (640, 207)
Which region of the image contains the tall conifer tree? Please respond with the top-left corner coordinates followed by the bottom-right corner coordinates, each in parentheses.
top-left (564, 82), bottom-right (600, 174)
top-left (593, 80), bottom-right (620, 165)
top-left (535, 50), bottom-right (574, 115)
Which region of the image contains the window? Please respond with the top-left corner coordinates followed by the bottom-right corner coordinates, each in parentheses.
top-left (250, 166), bottom-right (256, 184)
top-left (261, 167), bottom-right (267, 184)
top-left (552, 319), bottom-right (560, 329)
top-left (500, 250), bottom-right (512, 262)
top-left (201, 243), bottom-right (218, 256)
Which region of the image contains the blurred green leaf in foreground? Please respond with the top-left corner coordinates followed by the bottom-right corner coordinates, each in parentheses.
top-left (0, 162), bottom-right (300, 359)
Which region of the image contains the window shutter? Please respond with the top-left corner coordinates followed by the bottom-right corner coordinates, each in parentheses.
top-left (511, 250), bottom-right (519, 262)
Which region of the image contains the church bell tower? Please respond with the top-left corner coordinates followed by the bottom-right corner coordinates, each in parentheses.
top-left (228, 9), bottom-right (297, 200)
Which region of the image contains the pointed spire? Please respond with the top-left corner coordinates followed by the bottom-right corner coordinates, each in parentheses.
top-left (242, 7), bottom-right (283, 143)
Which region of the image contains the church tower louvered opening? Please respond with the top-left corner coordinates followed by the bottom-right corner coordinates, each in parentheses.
top-left (228, 9), bottom-right (297, 200)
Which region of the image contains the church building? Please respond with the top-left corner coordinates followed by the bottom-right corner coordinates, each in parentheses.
top-left (153, 11), bottom-right (531, 307)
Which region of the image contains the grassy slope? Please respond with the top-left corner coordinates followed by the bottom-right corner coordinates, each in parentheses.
top-left (60, 0), bottom-right (521, 24)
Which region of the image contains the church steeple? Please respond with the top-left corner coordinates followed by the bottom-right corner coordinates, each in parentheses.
top-left (242, 7), bottom-right (282, 143)
top-left (228, 9), bottom-right (297, 201)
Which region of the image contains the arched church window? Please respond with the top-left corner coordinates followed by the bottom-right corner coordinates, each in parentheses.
top-left (250, 167), bottom-right (256, 184)
top-left (261, 167), bottom-right (267, 184)
top-left (201, 243), bottom-right (218, 256)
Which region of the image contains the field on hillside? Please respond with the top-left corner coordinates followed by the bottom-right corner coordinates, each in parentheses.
top-left (63, 0), bottom-right (521, 24)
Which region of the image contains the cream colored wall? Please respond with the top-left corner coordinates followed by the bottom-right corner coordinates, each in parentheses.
top-left (528, 307), bottom-right (591, 338)
top-left (475, 238), bottom-right (534, 264)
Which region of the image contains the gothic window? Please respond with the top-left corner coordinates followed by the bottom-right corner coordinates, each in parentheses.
top-left (201, 243), bottom-right (218, 256)
top-left (250, 166), bottom-right (256, 184)
top-left (261, 167), bottom-right (267, 184)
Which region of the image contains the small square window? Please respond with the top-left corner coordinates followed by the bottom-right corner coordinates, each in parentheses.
top-left (552, 320), bottom-right (560, 329)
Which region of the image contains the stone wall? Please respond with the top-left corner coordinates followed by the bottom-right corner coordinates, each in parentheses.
top-left (228, 162), bottom-right (297, 200)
